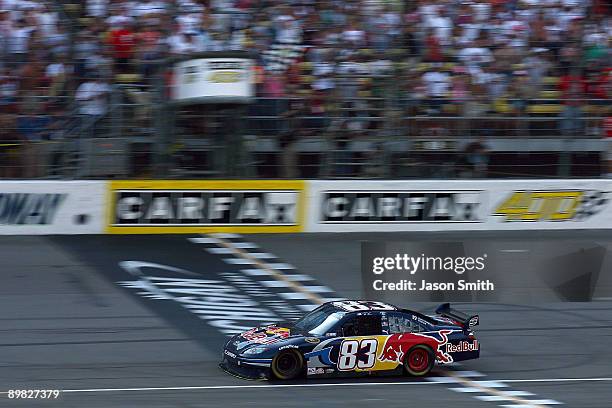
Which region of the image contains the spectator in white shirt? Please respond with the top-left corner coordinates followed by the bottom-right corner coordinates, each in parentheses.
top-left (276, 14), bottom-right (301, 44)
top-left (458, 41), bottom-right (494, 68)
top-left (472, 0), bottom-right (491, 23)
top-left (422, 66), bottom-right (450, 114)
top-left (342, 20), bottom-right (366, 48)
top-left (137, 0), bottom-right (166, 17)
top-left (45, 53), bottom-right (68, 100)
top-left (45, 58), bottom-right (64, 79)
top-left (35, 3), bottom-right (57, 37)
top-left (75, 73), bottom-right (111, 118)
top-left (46, 23), bottom-right (69, 55)
top-left (524, 49), bottom-right (551, 95)
top-left (167, 29), bottom-right (204, 55)
top-left (106, 4), bottom-right (133, 29)
top-left (176, 11), bottom-right (201, 33)
top-left (419, 3), bottom-right (439, 29)
top-left (87, 0), bottom-right (108, 18)
top-left (428, 6), bottom-right (453, 46)
top-left (7, 18), bottom-right (33, 67)
top-left (423, 68), bottom-right (450, 97)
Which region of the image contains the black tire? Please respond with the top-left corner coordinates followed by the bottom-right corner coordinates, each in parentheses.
top-left (270, 349), bottom-right (304, 380)
top-left (403, 345), bottom-right (435, 377)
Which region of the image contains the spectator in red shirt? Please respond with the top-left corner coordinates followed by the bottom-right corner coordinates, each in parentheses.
top-left (603, 116), bottom-right (612, 138)
top-left (108, 21), bottom-right (136, 74)
top-left (423, 28), bottom-right (443, 62)
top-left (586, 69), bottom-right (610, 101)
top-left (558, 69), bottom-right (587, 136)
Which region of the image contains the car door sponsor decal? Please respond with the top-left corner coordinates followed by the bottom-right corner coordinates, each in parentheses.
top-left (310, 330), bottom-right (463, 373)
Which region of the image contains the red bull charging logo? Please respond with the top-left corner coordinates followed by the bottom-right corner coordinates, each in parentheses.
top-left (379, 330), bottom-right (456, 364)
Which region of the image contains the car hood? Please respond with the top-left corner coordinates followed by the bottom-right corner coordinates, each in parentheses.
top-left (228, 324), bottom-right (298, 352)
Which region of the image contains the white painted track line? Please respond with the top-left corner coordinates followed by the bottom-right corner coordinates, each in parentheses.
top-left (2, 377), bottom-right (611, 395)
top-left (505, 378), bottom-right (612, 383)
top-left (0, 382), bottom-right (439, 395)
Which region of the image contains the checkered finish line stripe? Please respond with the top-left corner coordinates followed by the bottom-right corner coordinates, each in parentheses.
top-left (428, 367), bottom-right (563, 407)
top-left (188, 234), bottom-right (344, 317)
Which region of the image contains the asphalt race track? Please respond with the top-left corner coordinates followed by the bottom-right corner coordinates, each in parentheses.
top-left (2, 231), bottom-right (612, 407)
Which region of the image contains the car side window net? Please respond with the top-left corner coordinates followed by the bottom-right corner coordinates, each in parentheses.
top-left (356, 315), bottom-right (382, 336)
top-left (388, 313), bottom-right (423, 334)
top-left (341, 318), bottom-right (357, 337)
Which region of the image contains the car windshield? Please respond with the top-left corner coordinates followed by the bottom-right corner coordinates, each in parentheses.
top-left (292, 305), bottom-right (346, 336)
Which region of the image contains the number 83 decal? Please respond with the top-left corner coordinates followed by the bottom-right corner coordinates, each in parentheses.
top-left (337, 339), bottom-right (378, 371)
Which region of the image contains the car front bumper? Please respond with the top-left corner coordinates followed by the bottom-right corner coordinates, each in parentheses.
top-left (220, 350), bottom-right (272, 380)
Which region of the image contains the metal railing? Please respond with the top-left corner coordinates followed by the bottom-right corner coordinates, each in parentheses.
top-left (0, 90), bottom-right (609, 179)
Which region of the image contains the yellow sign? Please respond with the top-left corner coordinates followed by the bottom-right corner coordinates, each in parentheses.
top-left (208, 71), bottom-right (240, 83)
top-left (106, 180), bottom-right (305, 234)
top-left (494, 191), bottom-right (583, 221)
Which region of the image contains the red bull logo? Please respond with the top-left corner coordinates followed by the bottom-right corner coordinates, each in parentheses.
top-left (446, 340), bottom-right (479, 353)
top-left (242, 327), bottom-right (266, 341)
top-left (242, 326), bottom-right (291, 344)
top-left (265, 326), bottom-right (290, 336)
top-left (379, 330), bottom-right (456, 365)
top-left (379, 333), bottom-right (412, 363)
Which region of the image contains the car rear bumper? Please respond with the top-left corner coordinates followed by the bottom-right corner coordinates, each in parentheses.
top-left (447, 348), bottom-right (480, 363)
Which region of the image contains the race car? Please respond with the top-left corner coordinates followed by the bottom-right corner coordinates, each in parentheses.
top-left (220, 300), bottom-right (480, 380)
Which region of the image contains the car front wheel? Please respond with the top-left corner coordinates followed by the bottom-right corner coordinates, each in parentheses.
top-left (270, 349), bottom-right (304, 380)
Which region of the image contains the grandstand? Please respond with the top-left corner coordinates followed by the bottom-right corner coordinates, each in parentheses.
top-left (0, 0), bottom-right (609, 179)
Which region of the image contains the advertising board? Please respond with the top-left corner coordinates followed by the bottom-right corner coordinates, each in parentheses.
top-left (306, 180), bottom-right (612, 232)
top-left (171, 57), bottom-right (254, 103)
top-left (107, 180), bottom-right (305, 234)
top-left (0, 181), bottom-right (105, 234)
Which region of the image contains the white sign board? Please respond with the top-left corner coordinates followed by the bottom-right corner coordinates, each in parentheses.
top-left (0, 181), bottom-right (105, 234)
top-left (306, 180), bottom-right (612, 232)
top-left (172, 58), bottom-right (254, 103)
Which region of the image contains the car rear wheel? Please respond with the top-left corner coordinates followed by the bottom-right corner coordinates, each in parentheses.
top-left (270, 349), bottom-right (304, 380)
top-left (403, 345), bottom-right (435, 377)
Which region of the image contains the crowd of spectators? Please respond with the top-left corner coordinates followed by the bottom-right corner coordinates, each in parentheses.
top-left (0, 1), bottom-right (71, 177)
top-left (0, 0), bottom-right (610, 177)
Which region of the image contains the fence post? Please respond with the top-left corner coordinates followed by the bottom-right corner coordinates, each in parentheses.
top-left (152, 59), bottom-right (171, 178)
top-left (230, 104), bottom-right (248, 178)
top-left (558, 135), bottom-right (572, 177)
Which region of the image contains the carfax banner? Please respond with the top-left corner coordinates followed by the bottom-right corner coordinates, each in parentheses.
top-left (307, 179), bottom-right (612, 232)
top-left (106, 180), bottom-right (305, 234)
top-left (0, 181), bottom-right (105, 234)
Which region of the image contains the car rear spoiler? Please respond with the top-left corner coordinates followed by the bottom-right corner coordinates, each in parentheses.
top-left (435, 303), bottom-right (479, 330)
